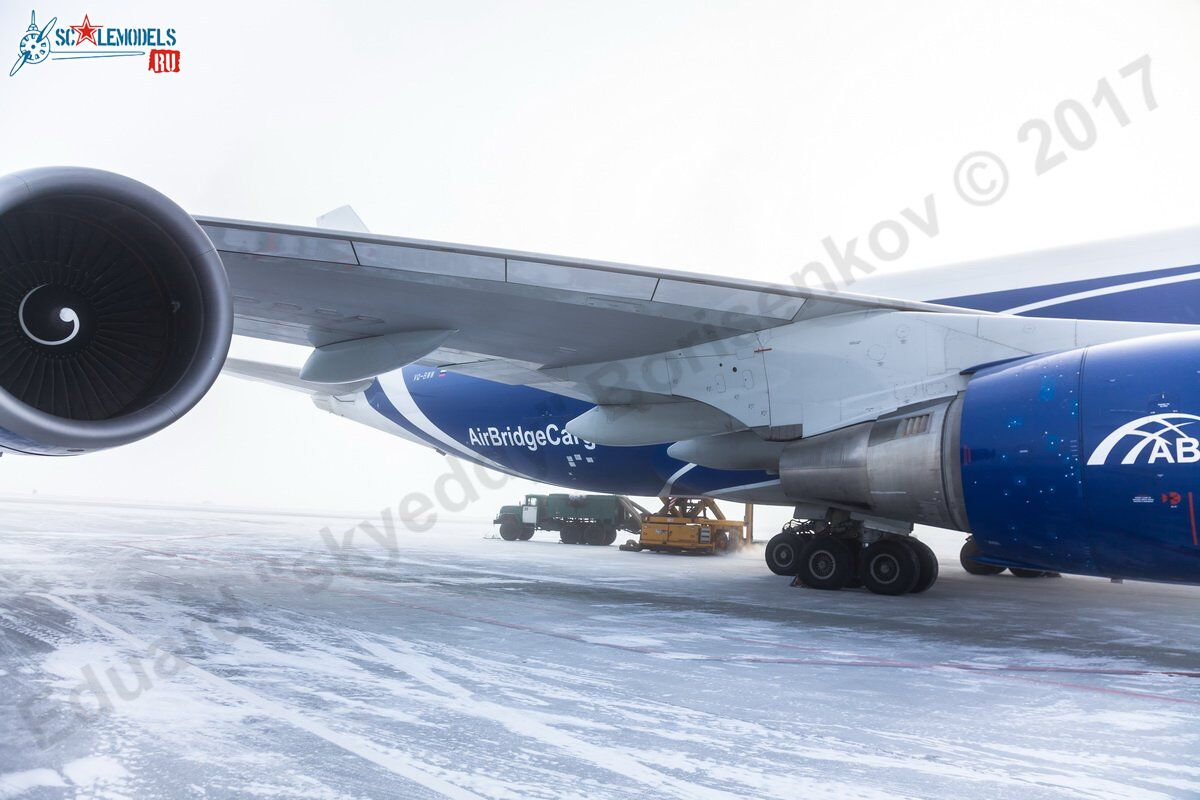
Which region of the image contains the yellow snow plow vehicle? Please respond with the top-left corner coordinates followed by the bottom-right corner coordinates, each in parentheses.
top-left (620, 497), bottom-right (753, 555)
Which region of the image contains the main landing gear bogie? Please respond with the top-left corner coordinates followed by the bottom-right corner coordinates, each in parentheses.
top-left (770, 520), bottom-right (939, 595)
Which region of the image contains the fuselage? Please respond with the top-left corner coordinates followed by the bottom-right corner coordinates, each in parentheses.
top-left (367, 366), bottom-right (782, 499)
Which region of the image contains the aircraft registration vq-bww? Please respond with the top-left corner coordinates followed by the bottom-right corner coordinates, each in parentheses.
top-left (2, 165), bottom-right (1199, 595)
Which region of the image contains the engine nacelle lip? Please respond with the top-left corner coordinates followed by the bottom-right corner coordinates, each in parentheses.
top-left (0, 167), bottom-right (233, 452)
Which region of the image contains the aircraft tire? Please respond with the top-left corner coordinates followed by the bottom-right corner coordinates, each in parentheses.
top-left (843, 542), bottom-right (863, 588)
top-left (959, 537), bottom-right (1005, 575)
top-left (713, 530), bottom-right (730, 553)
top-left (795, 535), bottom-right (854, 590)
top-left (861, 540), bottom-right (921, 595)
top-left (1010, 568), bottom-right (1048, 578)
top-left (765, 532), bottom-right (805, 576)
top-left (908, 538), bottom-right (939, 594)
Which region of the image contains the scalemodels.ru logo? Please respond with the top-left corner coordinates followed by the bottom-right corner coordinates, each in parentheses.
top-left (9, 10), bottom-right (181, 77)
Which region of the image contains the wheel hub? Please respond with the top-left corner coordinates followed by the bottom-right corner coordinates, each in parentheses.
top-left (809, 550), bottom-right (836, 580)
top-left (872, 554), bottom-right (900, 584)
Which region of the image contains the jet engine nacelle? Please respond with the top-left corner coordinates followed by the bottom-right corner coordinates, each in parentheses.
top-left (0, 168), bottom-right (232, 454)
top-left (778, 396), bottom-right (968, 531)
top-left (780, 332), bottom-right (1200, 582)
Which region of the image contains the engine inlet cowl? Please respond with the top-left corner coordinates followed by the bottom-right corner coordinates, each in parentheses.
top-left (0, 167), bottom-right (232, 453)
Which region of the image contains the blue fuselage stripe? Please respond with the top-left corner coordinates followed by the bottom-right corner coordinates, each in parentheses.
top-left (934, 263), bottom-right (1200, 322)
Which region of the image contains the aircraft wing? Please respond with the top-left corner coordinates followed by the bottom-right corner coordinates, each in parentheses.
top-left (199, 215), bottom-right (963, 396)
top-left (2, 166), bottom-right (1188, 459)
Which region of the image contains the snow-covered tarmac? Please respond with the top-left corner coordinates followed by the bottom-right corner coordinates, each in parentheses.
top-left (1, 497), bottom-right (1198, 799)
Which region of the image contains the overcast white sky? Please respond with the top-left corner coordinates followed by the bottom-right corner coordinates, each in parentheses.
top-left (1, 1), bottom-right (1199, 527)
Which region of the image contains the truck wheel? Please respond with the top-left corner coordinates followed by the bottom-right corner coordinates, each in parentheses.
top-left (861, 540), bottom-right (921, 595)
top-left (601, 526), bottom-right (617, 546)
top-left (560, 524), bottom-right (580, 545)
top-left (795, 535), bottom-right (854, 589)
top-left (960, 537), bottom-right (1005, 575)
top-left (713, 530), bottom-right (730, 553)
top-left (518, 525), bottom-right (535, 541)
top-left (498, 520), bottom-right (521, 541)
top-left (765, 532), bottom-right (804, 575)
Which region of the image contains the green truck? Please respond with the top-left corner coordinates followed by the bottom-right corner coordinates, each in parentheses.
top-left (494, 493), bottom-right (646, 546)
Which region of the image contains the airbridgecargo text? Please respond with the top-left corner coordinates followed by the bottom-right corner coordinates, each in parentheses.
top-left (467, 424), bottom-right (596, 451)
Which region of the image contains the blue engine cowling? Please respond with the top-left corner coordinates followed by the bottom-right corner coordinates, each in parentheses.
top-left (961, 331), bottom-right (1200, 583)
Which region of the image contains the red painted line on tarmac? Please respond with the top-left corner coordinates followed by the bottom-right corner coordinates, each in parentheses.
top-left (1001, 674), bottom-right (1200, 707)
top-left (724, 635), bottom-right (1200, 678)
top-left (1190, 491), bottom-right (1198, 547)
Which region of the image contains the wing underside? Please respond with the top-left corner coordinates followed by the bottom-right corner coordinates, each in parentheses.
top-left (200, 216), bottom-right (960, 397)
top-left (207, 216), bottom-right (1197, 441)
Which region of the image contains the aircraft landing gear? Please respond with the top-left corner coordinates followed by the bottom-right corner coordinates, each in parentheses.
top-left (793, 534), bottom-right (857, 590)
top-left (906, 538), bottom-right (939, 593)
top-left (959, 536), bottom-right (1004, 575)
top-left (959, 537), bottom-right (1061, 578)
top-left (860, 540), bottom-right (921, 595)
top-left (769, 515), bottom-right (938, 595)
top-left (765, 521), bottom-right (812, 575)
top-left (1009, 568), bottom-right (1062, 578)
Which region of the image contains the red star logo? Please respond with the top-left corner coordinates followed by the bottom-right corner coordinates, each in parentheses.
top-left (70, 14), bottom-right (102, 46)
